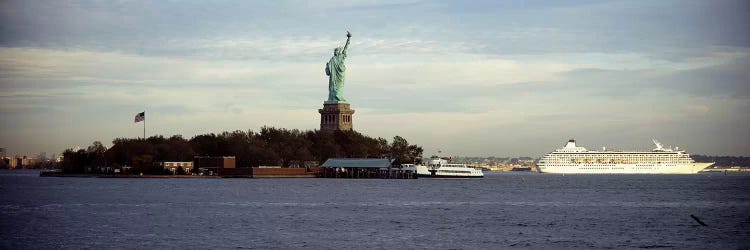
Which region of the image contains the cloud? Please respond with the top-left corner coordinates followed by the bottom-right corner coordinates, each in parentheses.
top-left (1, 0), bottom-right (749, 157)
top-left (660, 55), bottom-right (750, 98)
top-left (3, 44), bottom-right (749, 156)
top-left (4, 0), bottom-right (747, 59)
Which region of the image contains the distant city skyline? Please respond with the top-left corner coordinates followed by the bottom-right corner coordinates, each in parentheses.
top-left (1, 0), bottom-right (749, 157)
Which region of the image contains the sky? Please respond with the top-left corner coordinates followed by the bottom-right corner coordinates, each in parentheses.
top-left (1, 0), bottom-right (749, 158)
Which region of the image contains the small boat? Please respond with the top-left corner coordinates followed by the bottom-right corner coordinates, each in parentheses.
top-left (403, 156), bottom-right (484, 178)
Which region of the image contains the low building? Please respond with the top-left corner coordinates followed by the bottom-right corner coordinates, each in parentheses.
top-left (319, 158), bottom-right (414, 178)
top-left (194, 156), bottom-right (236, 175)
top-left (160, 161), bottom-right (193, 174)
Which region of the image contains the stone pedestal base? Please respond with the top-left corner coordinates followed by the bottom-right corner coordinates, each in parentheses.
top-left (319, 103), bottom-right (355, 131)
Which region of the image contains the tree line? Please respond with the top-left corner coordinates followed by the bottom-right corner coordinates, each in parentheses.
top-left (60, 127), bottom-right (423, 174)
top-left (691, 155), bottom-right (750, 167)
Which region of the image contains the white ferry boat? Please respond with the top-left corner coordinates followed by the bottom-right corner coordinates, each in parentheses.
top-left (403, 156), bottom-right (484, 178)
top-left (537, 139), bottom-right (713, 174)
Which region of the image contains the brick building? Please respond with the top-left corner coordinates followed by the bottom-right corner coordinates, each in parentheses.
top-left (194, 156), bottom-right (236, 175)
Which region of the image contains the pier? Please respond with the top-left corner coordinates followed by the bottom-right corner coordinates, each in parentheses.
top-left (318, 158), bottom-right (417, 179)
top-left (317, 167), bottom-right (416, 179)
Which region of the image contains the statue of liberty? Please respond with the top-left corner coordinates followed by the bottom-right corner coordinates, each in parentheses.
top-left (325, 31), bottom-right (351, 103)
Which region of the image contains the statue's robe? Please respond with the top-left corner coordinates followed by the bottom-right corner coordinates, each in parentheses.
top-left (326, 52), bottom-right (347, 102)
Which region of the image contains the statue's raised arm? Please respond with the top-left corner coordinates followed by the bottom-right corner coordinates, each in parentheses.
top-left (343, 31), bottom-right (351, 55)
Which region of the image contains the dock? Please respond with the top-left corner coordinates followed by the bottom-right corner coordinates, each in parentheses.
top-left (317, 167), bottom-right (416, 179)
top-left (318, 158), bottom-right (417, 179)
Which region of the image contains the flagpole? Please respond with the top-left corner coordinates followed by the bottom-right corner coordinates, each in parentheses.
top-left (143, 111), bottom-right (146, 139)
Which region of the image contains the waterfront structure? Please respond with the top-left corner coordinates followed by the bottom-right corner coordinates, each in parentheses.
top-left (537, 139), bottom-right (713, 174)
top-left (320, 158), bottom-right (415, 178)
top-left (319, 31), bottom-right (355, 131)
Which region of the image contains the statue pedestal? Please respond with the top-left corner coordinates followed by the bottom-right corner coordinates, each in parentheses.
top-left (319, 103), bottom-right (355, 131)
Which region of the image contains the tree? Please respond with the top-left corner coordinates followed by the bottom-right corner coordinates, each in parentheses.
top-left (389, 136), bottom-right (423, 165)
top-left (390, 136), bottom-right (410, 165)
top-left (407, 144), bottom-right (424, 164)
top-left (190, 134), bottom-right (224, 157)
top-left (309, 130), bottom-right (342, 163)
top-left (156, 135), bottom-right (194, 162)
top-left (61, 149), bottom-right (89, 173)
top-left (87, 141), bottom-right (106, 154)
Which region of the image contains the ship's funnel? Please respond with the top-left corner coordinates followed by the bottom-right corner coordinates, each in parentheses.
top-left (565, 139), bottom-right (576, 148)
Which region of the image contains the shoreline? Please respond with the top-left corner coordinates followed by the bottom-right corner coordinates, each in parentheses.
top-left (38, 170), bottom-right (318, 178)
top-left (39, 172), bottom-right (225, 178)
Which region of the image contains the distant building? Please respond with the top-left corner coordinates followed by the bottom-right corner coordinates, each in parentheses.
top-left (159, 161), bottom-right (193, 174)
top-left (21, 156), bottom-right (35, 166)
top-left (0, 148), bottom-right (6, 158)
top-left (37, 152), bottom-right (47, 161)
top-left (3, 156), bottom-right (37, 169)
top-left (8, 157), bottom-right (22, 169)
top-left (194, 156), bottom-right (236, 175)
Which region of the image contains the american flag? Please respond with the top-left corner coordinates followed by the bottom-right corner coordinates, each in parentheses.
top-left (134, 112), bottom-right (145, 123)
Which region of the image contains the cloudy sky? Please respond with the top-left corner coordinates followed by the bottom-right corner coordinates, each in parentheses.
top-left (1, 0), bottom-right (748, 157)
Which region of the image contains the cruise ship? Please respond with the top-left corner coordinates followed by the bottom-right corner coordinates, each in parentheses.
top-left (403, 156), bottom-right (484, 178)
top-left (537, 139), bottom-right (713, 174)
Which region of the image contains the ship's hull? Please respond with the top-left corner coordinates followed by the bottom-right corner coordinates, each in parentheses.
top-left (417, 174), bottom-right (483, 178)
top-left (403, 164), bottom-right (483, 178)
top-left (537, 162), bottom-right (714, 174)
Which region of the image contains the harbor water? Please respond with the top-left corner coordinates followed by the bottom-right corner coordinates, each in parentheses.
top-left (1, 170), bottom-right (749, 249)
